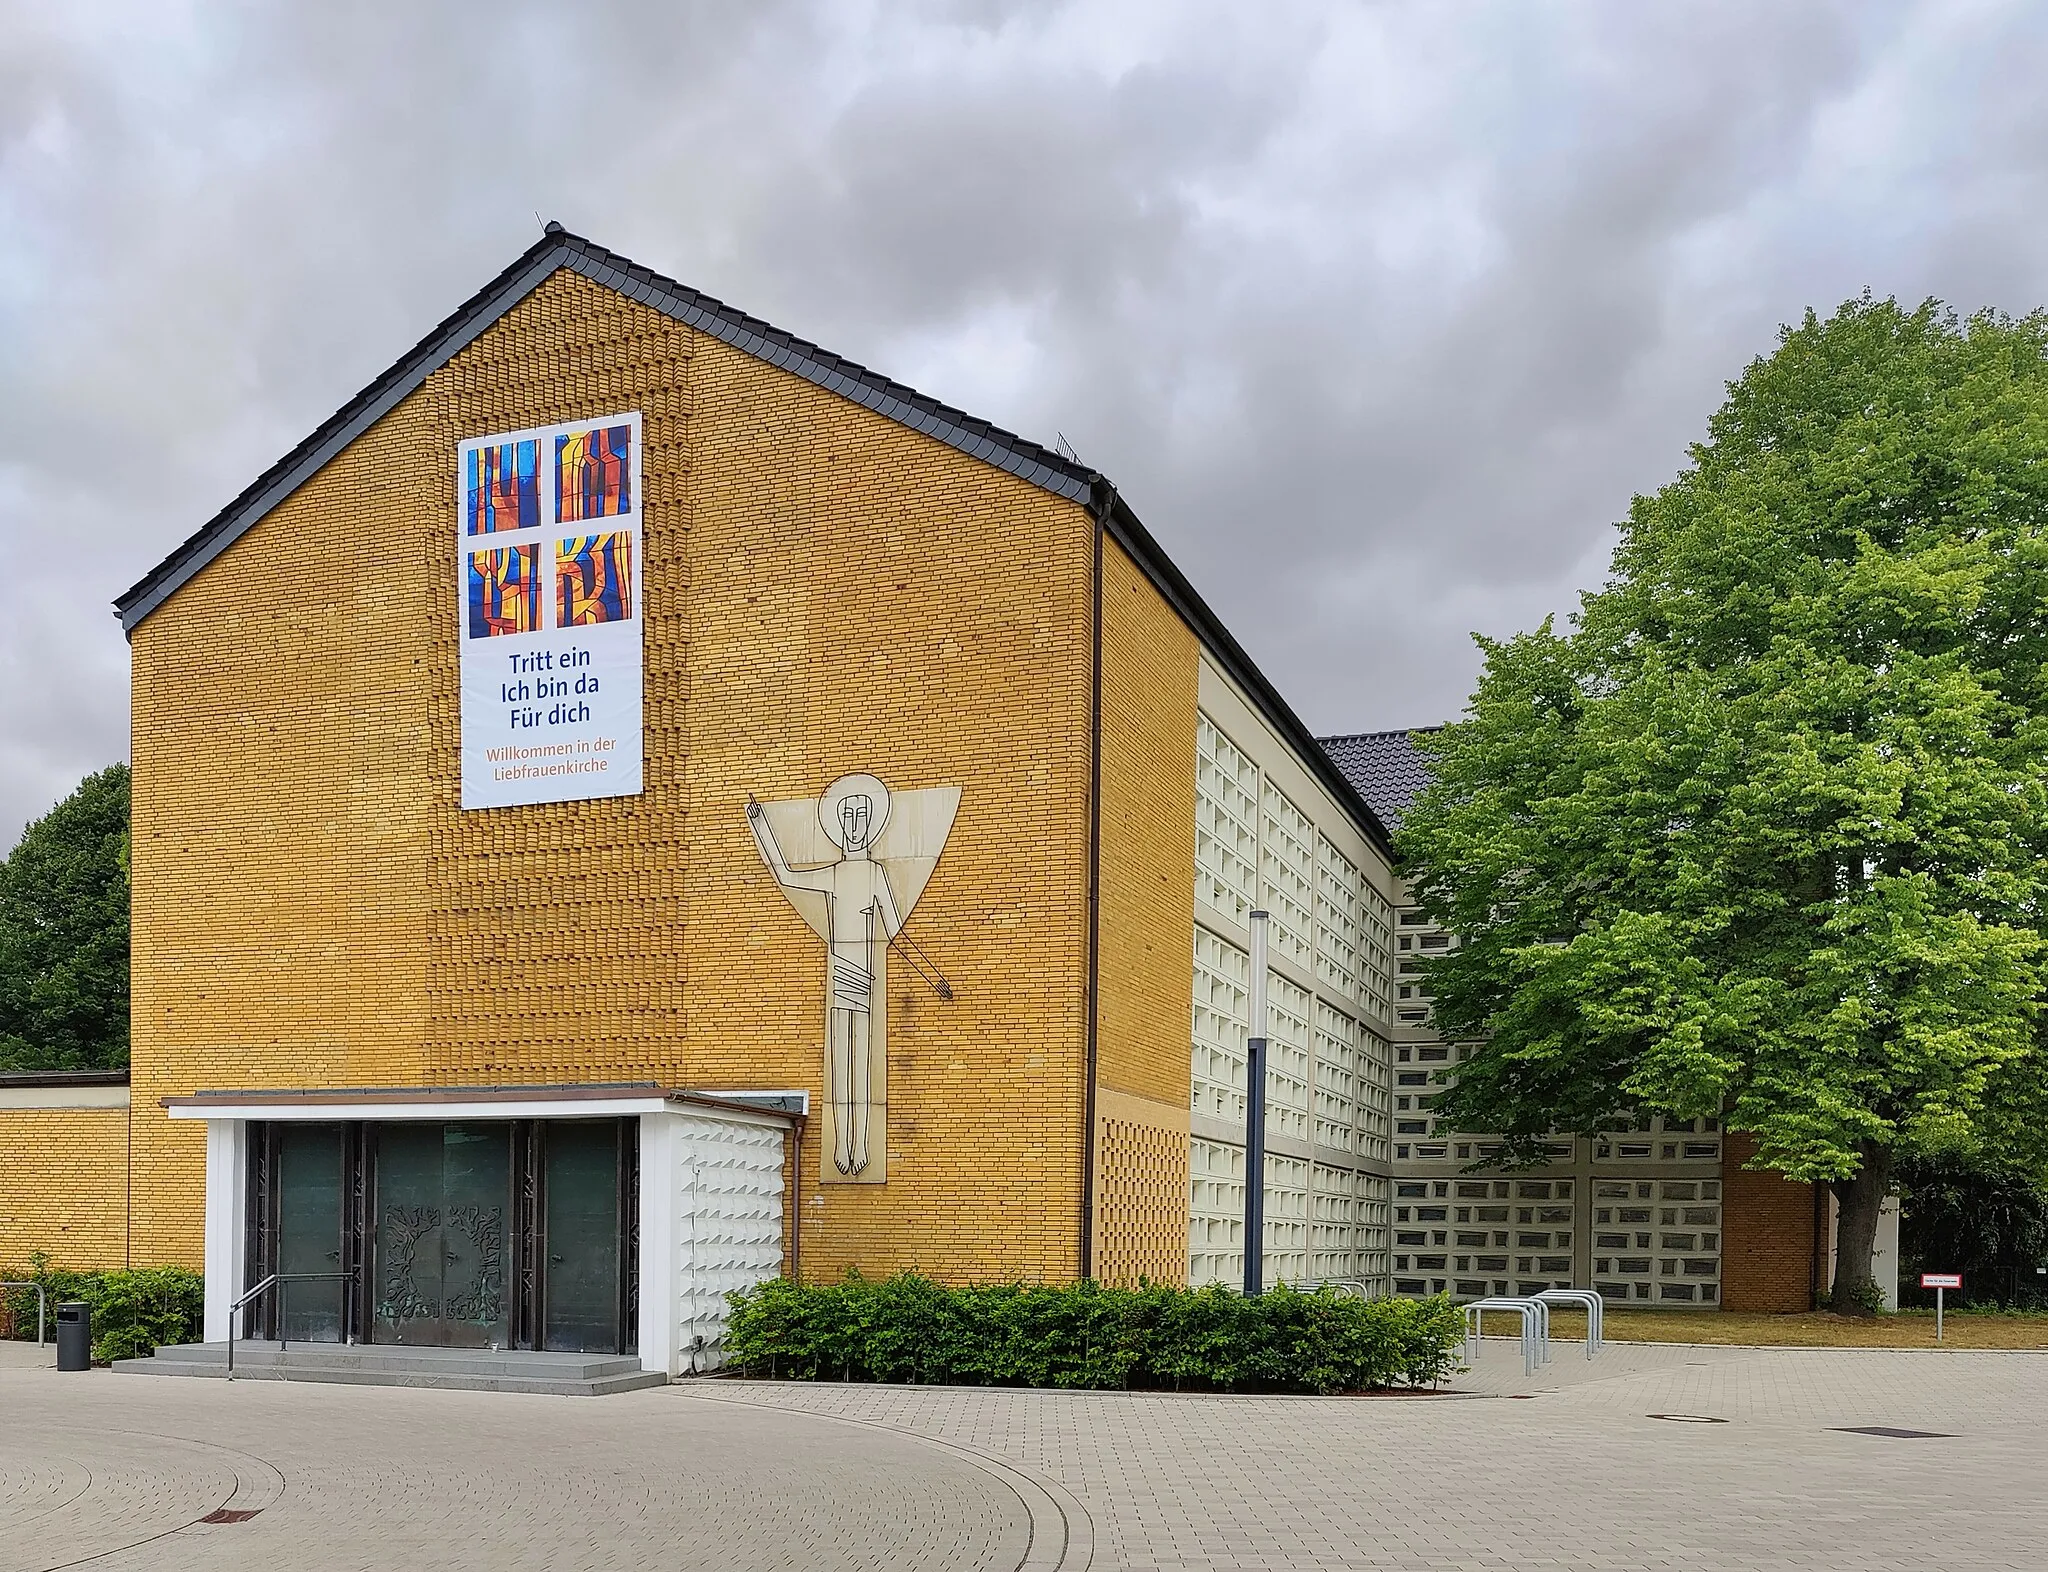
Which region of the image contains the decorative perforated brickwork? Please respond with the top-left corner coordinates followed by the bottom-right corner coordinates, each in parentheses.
top-left (1095, 1116), bottom-right (1192, 1287)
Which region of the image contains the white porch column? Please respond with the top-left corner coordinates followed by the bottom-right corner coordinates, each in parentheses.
top-left (201, 1119), bottom-right (248, 1342)
top-left (637, 1111), bottom-right (680, 1380)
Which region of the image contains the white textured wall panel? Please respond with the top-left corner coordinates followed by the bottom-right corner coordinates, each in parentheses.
top-left (670, 1112), bottom-right (786, 1374)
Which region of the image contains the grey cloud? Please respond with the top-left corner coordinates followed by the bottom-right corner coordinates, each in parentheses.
top-left (4, 0), bottom-right (2045, 847)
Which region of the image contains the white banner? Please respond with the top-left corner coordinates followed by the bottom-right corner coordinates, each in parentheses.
top-left (457, 412), bottom-right (644, 808)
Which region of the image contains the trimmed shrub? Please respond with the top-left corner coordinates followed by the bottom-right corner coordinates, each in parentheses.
top-left (725, 1274), bottom-right (1465, 1394)
top-left (3, 1252), bottom-right (204, 1362)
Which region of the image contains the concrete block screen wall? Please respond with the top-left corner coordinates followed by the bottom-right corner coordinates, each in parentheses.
top-left (1187, 663), bottom-right (1398, 1292)
top-left (1381, 903), bottom-right (1731, 1307)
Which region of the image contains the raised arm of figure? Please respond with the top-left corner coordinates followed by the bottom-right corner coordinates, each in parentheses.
top-left (747, 796), bottom-right (836, 892)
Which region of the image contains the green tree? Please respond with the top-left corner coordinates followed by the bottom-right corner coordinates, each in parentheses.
top-left (0, 764), bottom-right (132, 1070)
top-left (1399, 297), bottom-right (2048, 1314)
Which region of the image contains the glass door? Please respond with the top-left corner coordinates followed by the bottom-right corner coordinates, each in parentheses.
top-left (371, 1123), bottom-right (511, 1347)
top-left (275, 1123), bottom-right (345, 1341)
top-left (542, 1120), bottom-right (622, 1353)
top-left (440, 1124), bottom-right (511, 1346)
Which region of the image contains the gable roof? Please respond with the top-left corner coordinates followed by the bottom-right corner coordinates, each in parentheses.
top-left (1319, 728), bottom-right (1438, 833)
top-left (113, 224), bottom-right (1391, 857)
top-left (114, 225), bottom-right (1094, 631)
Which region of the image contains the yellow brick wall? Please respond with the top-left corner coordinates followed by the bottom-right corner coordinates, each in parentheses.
top-left (0, 1108), bottom-right (130, 1272)
top-left (130, 267), bottom-right (1097, 1282)
top-left (1090, 536), bottom-right (1198, 1284)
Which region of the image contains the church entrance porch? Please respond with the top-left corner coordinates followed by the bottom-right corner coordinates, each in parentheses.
top-left (244, 1117), bottom-right (635, 1354)
top-left (169, 1083), bottom-right (798, 1378)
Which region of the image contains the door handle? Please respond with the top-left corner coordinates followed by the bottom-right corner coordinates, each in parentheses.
top-left (549, 1255), bottom-right (564, 1264)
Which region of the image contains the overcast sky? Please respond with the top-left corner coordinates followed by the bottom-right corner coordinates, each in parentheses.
top-left (5, 0), bottom-right (2047, 849)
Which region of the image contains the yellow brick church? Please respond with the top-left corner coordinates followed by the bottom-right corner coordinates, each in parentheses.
top-left (0, 227), bottom-right (1825, 1372)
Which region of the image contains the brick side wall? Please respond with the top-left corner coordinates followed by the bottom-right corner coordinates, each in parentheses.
top-left (129, 267), bottom-right (1096, 1281)
top-left (1720, 1131), bottom-right (1818, 1313)
top-left (680, 328), bottom-right (1093, 1282)
top-left (1089, 538), bottom-right (1198, 1284)
top-left (0, 1108), bottom-right (130, 1272)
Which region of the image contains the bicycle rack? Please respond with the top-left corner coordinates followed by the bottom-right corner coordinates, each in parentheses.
top-left (1464, 1296), bottom-right (1550, 1376)
top-left (1, 1281), bottom-right (48, 1346)
top-left (1291, 1278), bottom-right (1375, 1300)
top-left (1534, 1288), bottom-right (1605, 1359)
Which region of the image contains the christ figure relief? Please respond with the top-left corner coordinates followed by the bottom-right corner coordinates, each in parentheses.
top-left (746, 773), bottom-right (959, 1183)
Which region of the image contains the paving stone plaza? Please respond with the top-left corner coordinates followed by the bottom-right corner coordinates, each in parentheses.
top-left (3, 1338), bottom-right (2042, 1570)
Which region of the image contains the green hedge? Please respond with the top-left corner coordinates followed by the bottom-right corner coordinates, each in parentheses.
top-left (3, 1252), bottom-right (204, 1362)
top-left (724, 1274), bottom-right (1465, 1394)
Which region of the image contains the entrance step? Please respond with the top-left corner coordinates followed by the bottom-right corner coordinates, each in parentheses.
top-left (112, 1342), bottom-right (668, 1397)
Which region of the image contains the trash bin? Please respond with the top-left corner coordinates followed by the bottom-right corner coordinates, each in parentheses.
top-left (55, 1301), bottom-right (90, 1371)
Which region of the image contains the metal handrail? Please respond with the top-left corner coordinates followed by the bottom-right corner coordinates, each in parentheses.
top-left (2, 1281), bottom-right (48, 1345)
top-left (227, 1270), bottom-right (355, 1379)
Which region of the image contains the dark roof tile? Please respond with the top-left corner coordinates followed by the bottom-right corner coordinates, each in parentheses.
top-left (1319, 728), bottom-right (1439, 832)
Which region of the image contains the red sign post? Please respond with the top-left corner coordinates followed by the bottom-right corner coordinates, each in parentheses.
top-left (1920, 1272), bottom-right (1962, 1340)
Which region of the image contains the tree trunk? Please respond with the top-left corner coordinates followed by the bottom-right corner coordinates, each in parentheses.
top-left (1829, 1141), bottom-right (1894, 1317)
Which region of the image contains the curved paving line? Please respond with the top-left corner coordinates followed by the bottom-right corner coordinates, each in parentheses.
top-left (32, 1426), bottom-right (288, 1572)
top-left (0, 1452), bottom-right (93, 1530)
top-left (679, 1389), bottom-right (1095, 1572)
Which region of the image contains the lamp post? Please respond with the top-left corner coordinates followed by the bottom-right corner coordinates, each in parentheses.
top-left (1244, 909), bottom-right (1268, 1298)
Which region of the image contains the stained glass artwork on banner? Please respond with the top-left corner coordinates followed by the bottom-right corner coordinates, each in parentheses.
top-left (556, 533), bottom-right (633, 626)
top-left (467, 546), bottom-right (540, 638)
top-left (465, 439), bottom-right (540, 534)
top-left (455, 413), bottom-right (644, 808)
top-left (555, 425), bottom-right (633, 521)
